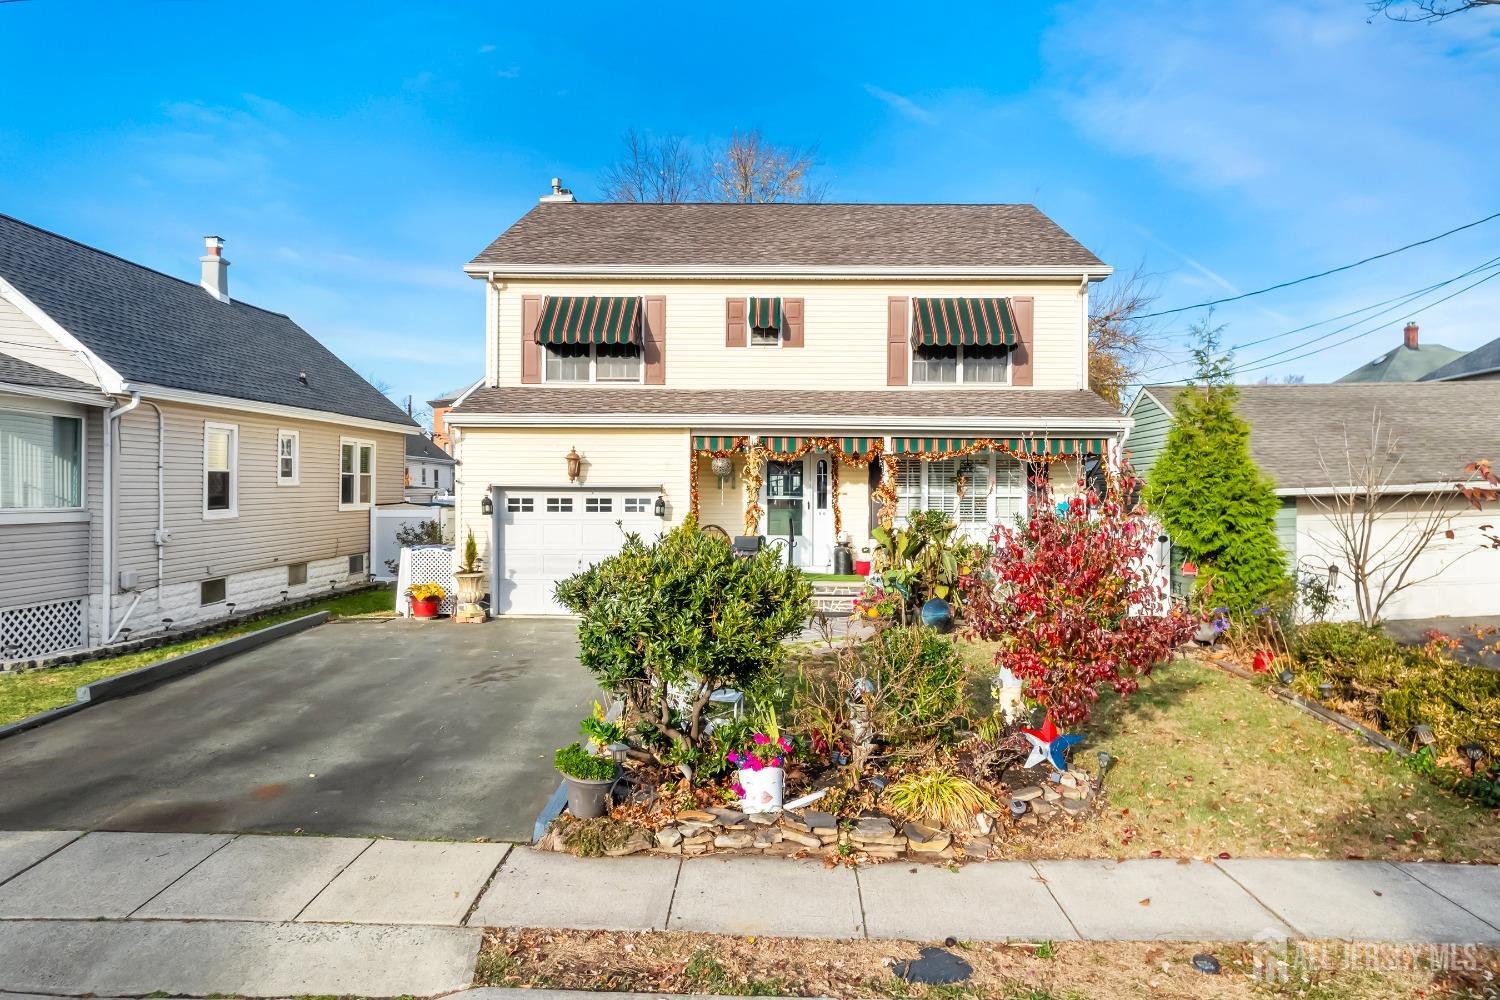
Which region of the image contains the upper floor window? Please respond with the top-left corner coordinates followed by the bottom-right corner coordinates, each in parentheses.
top-left (0, 409), bottom-right (82, 511)
top-left (277, 429), bottom-right (299, 485)
top-left (909, 297), bottom-right (1016, 386)
top-left (748, 296), bottom-right (783, 347)
top-left (538, 295), bottom-right (644, 383)
top-left (340, 439), bottom-right (374, 509)
top-left (204, 422), bottom-right (238, 518)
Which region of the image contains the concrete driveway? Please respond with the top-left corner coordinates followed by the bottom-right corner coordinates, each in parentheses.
top-left (0, 618), bottom-right (597, 842)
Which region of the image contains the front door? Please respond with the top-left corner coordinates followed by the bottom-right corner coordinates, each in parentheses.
top-left (764, 458), bottom-right (813, 568)
top-left (811, 455), bottom-right (835, 569)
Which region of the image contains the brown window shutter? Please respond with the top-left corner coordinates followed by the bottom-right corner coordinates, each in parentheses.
top-left (887, 296), bottom-right (909, 386)
top-left (520, 295), bottom-right (542, 384)
top-left (644, 295), bottom-right (667, 384)
top-left (783, 298), bottom-right (805, 348)
top-left (1009, 296), bottom-right (1034, 387)
top-left (726, 298), bottom-right (747, 348)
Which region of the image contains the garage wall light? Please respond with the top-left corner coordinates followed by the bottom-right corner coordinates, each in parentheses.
top-left (654, 495), bottom-right (667, 518)
top-left (480, 493), bottom-right (493, 517)
top-left (566, 447), bottom-right (582, 483)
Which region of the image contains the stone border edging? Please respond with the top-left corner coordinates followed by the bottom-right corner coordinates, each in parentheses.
top-left (1210, 657), bottom-right (1408, 756)
top-left (0, 611), bottom-right (331, 742)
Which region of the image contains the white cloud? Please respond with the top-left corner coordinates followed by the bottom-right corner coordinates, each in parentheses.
top-left (863, 84), bottom-right (937, 124)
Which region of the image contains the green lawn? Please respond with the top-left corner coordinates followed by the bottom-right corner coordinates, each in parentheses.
top-left (0, 587), bottom-right (395, 726)
top-left (957, 643), bottom-right (1500, 862)
top-left (804, 573), bottom-right (866, 583)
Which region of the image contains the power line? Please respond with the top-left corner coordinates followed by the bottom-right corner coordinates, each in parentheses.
top-left (1134, 210), bottom-right (1500, 319)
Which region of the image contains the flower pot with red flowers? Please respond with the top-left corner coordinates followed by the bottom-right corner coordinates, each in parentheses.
top-left (406, 582), bottom-right (447, 619)
top-left (726, 709), bottom-right (793, 813)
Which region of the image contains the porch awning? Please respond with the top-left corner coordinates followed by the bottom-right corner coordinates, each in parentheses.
top-left (840, 437), bottom-right (876, 459)
top-left (893, 437), bottom-right (1108, 456)
top-left (748, 296), bottom-right (782, 331)
top-left (534, 296), bottom-right (641, 345)
top-left (910, 298), bottom-right (1017, 348)
top-left (762, 436), bottom-right (807, 456)
top-left (693, 435), bottom-right (740, 451)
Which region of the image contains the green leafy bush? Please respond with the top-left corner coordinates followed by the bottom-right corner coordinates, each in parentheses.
top-left (554, 742), bottom-right (617, 781)
top-left (553, 520), bottom-right (812, 778)
top-left (860, 626), bottom-right (969, 741)
top-left (882, 770), bottom-right (997, 830)
top-left (872, 510), bottom-right (986, 611)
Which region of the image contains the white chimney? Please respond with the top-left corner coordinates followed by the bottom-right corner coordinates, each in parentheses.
top-left (539, 177), bottom-right (575, 204)
top-left (200, 236), bottom-right (230, 302)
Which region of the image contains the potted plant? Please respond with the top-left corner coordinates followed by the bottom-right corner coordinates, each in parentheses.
top-left (554, 741), bottom-right (618, 819)
top-left (406, 582), bottom-right (446, 619)
top-left (726, 709), bottom-right (792, 813)
top-left (453, 529), bottom-right (487, 623)
top-left (580, 700), bottom-right (624, 754)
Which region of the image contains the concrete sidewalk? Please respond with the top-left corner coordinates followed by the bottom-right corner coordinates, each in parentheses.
top-left (1, 830), bottom-right (1499, 996)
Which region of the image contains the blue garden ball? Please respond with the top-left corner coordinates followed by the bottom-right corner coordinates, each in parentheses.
top-left (920, 598), bottom-right (954, 632)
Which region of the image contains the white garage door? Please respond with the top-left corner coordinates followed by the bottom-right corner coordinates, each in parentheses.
top-left (493, 488), bottom-right (662, 615)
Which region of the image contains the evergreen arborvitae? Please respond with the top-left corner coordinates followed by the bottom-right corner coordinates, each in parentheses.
top-left (1143, 323), bottom-right (1288, 617)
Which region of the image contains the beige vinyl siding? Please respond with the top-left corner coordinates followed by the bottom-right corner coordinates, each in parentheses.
top-left (489, 278), bottom-right (1085, 392)
top-left (0, 396), bottom-right (100, 611)
top-left (111, 400), bottom-right (404, 589)
top-left (695, 454), bottom-right (745, 534)
top-left (0, 294), bottom-right (103, 387)
top-left (455, 426), bottom-right (691, 568)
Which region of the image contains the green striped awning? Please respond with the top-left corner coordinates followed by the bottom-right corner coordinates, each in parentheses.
top-left (840, 437), bottom-right (875, 458)
top-left (892, 437), bottom-right (1109, 457)
top-left (910, 298), bottom-right (1017, 347)
top-left (762, 436), bottom-right (806, 456)
top-left (534, 296), bottom-right (641, 345)
top-left (748, 297), bottom-right (782, 331)
top-left (693, 436), bottom-right (740, 452)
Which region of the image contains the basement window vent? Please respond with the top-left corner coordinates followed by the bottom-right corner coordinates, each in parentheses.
top-left (0, 598), bottom-right (86, 660)
top-left (200, 578), bottom-right (227, 606)
top-left (348, 553), bottom-right (365, 575)
top-left (287, 562), bottom-right (308, 586)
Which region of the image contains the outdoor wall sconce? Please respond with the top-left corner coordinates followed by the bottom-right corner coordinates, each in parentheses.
top-left (1327, 564), bottom-right (1340, 588)
top-left (654, 495), bottom-right (667, 518)
top-left (480, 494), bottom-right (493, 517)
top-left (566, 447), bottom-right (582, 483)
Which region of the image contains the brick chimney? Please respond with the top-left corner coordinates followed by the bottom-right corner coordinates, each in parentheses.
top-left (200, 236), bottom-right (230, 303)
top-left (1403, 322), bottom-right (1419, 350)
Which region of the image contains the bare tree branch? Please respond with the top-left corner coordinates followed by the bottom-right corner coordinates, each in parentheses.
top-left (599, 129), bottom-right (698, 203)
top-left (1369, 0), bottom-right (1498, 20)
top-left (1088, 264), bottom-right (1169, 408)
top-left (702, 130), bottom-right (826, 204)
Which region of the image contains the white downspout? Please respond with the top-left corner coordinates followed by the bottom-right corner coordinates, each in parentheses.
top-left (101, 391), bottom-right (141, 645)
top-left (142, 401), bottom-right (167, 609)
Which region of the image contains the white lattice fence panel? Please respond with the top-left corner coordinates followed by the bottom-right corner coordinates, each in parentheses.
top-left (1, 597), bottom-right (86, 660)
top-left (395, 544), bottom-right (457, 616)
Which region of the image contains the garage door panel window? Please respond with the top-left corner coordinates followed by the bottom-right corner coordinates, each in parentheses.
top-left (0, 409), bottom-right (83, 511)
top-left (546, 496), bottom-right (574, 513)
top-left (585, 496), bottom-right (613, 513)
top-left (624, 497), bottom-right (651, 513)
top-left (340, 439), bottom-right (375, 509)
top-left (506, 496), bottom-right (534, 513)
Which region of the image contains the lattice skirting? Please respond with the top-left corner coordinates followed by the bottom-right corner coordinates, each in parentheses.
top-left (1, 597), bottom-right (87, 660)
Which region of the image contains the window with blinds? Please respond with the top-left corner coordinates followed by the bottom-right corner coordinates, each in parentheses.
top-left (891, 454), bottom-right (1027, 527)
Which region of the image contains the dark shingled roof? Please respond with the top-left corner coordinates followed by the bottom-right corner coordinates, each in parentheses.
top-left (405, 434), bottom-right (454, 462)
top-left (1336, 342), bottom-right (1464, 383)
top-left (469, 203), bottom-right (1106, 270)
top-left (1142, 382), bottom-right (1500, 490)
top-left (1421, 333), bottom-right (1500, 381)
top-left (0, 214), bottom-right (417, 428)
top-left (453, 386), bottom-right (1122, 422)
top-left (0, 351), bottom-right (99, 393)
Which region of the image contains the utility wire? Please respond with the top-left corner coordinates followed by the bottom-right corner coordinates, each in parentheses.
top-left (1134, 210), bottom-right (1500, 319)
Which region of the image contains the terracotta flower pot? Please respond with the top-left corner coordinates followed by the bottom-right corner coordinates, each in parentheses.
top-left (411, 595), bottom-right (441, 619)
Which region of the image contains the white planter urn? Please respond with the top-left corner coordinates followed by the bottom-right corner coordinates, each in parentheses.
top-left (737, 766), bottom-right (784, 813)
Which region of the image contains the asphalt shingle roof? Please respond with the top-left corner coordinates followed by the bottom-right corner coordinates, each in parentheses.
top-left (453, 386), bottom-right (1122, 422)
top-left (1336, 342), bottom-right (1465, 383)
top-left (0, 214), bottom-right (417, 428)
top-left (1142, 382), bottom-right (1500, 490)
top-left (0, 351), bottom-right (99, 393)
top-left (469, 203), bottom-right (1106, 270)
top-left (1421, 333), bottom-right (1500, 381)
top-left (405, 434), bottom-right (454, 462)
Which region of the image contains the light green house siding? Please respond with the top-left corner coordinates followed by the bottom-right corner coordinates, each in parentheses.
top-left (1275, 497), bottom-right (1298, 574)
top-left (1124, 390), bottom-right (1174, 482)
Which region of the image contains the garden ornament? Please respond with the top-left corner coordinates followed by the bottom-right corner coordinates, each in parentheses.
top-left (993, 668), bottom-right (1025, 723)
top-left (1021, 714), bottom-right (1084, 771)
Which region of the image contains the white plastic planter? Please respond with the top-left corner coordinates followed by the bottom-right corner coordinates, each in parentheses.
top-left (737, 766), bottom-right (784, 813)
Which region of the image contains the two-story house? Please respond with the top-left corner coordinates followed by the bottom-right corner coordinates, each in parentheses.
top-left (0, 214), bottom-right (417, 658)
top-left (404, 433), bottom-right (456, 503)
top-left (448, 191), bottom-right (1125, 615)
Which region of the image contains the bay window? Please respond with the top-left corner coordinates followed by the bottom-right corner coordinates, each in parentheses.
top-left (0, 410), bottom-right (82, 511)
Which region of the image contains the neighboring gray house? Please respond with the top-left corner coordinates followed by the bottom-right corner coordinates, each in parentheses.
top-left (1336, 322), bottom-right (1463, 383)
top-left (1421, 331), bottom-right (1500, 382)
top-left (0, 214), bottom-right (418, 659)
top-left (404, 433), bottom-right (455, 503)
top-left (1127, 382), bottom-right (1500, 621)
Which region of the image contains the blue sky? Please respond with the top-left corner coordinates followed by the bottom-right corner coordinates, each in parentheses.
top-left (3, 0), bottom-right (1498, 414)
